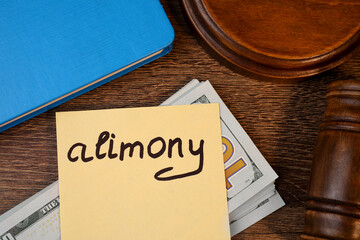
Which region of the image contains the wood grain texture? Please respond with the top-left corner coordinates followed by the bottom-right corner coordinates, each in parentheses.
top-left (0, 1), bottom-right (360, 239)
top-left (182, 0), bottom-right (360, 79)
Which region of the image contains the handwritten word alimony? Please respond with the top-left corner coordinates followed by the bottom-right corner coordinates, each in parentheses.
top-left (66, 131), bottom-right (205, 181)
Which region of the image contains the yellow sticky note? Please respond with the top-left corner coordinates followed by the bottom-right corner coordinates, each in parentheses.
top-left (56, 104), bottom-right (230, 240)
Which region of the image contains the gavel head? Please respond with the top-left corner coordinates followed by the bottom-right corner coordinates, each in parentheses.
top-left (302, 80), bottom-right (360, 239)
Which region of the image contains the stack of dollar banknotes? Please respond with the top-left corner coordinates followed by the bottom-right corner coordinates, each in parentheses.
top-left (0, 80), bottom-right (285, 239)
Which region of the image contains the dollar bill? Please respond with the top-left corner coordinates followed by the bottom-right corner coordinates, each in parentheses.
top-left (230, 191), bottom-right (285, 237)
top-left (0, 181), bottom-right (60, 240)
top-left (229, 183), bottom-right (276, 222)
top-left (0, 79), bottom-right (284, 238)
top-left (162, 80), bottom-right (279, 213)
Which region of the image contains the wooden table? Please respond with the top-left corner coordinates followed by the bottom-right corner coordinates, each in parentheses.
top-left (0, 1), bottom-right (359, 239)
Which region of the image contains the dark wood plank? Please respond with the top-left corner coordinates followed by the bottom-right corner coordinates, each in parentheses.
top-left (0, 0), bottom-right (360, 239)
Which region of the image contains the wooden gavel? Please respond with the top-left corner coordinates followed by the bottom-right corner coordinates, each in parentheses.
top-left (303, 80), bottom-right (360, 239)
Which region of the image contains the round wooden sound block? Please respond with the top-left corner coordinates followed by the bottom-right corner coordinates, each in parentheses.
top-left (182, 0), bottom-right (360, 79)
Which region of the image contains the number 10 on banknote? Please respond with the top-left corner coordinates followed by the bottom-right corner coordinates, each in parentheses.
top-left (161, 80), bottom-right (279, 213)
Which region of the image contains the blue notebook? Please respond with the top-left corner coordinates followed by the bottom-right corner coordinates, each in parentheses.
top-left (0, 0), bottom-right (174, 132)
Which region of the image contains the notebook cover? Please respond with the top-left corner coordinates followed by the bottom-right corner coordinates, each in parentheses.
top-left (0, 0), bottom-right (174, 132)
